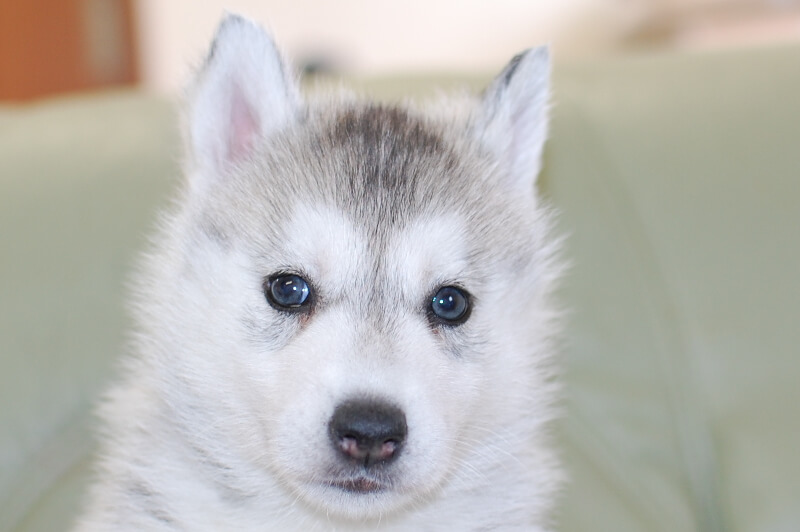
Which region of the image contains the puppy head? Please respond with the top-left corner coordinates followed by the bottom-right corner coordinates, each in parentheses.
top-left (144, 14), bottom-right (556, 521)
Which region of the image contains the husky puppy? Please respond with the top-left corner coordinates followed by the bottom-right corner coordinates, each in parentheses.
top-left (75, 13), bottom-right (562, 531)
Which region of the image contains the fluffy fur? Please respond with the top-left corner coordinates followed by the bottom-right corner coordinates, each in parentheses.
top-left (75, 14), bottom-right (563, 531)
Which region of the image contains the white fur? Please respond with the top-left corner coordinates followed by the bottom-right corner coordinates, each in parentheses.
top-left (75, 13), bottom-right (562, 531)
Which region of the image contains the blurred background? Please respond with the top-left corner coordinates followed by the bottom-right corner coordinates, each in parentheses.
top-left (1, 0), bottom-right (799, 100)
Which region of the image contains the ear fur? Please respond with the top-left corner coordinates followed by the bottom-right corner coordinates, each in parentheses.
top-left (476, 47), bottom-right (551, 195)
top-left (187, 13), bottom-right (301, 187)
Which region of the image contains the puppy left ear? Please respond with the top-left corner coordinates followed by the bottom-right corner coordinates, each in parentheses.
top-left (187, 14), bottom-right (301, 188)
top-left (475, 47), bottom-right (551, 195)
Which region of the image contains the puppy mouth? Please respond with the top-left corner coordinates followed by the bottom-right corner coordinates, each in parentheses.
top-left (327, 475), bottom-right (386, 494)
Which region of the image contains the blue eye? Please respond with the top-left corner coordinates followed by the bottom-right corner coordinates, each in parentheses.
top-left (265, 274), bottom-right (311, 311)
top-left (430, 286), bottom-right (471, 324)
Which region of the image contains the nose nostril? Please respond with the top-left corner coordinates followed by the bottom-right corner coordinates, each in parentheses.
top-left (329, 399), bottom-right (407, 467)
top-left (378, 439), bottom-right (398, 460)
top-left (338, 435), bottom-right (361, 458)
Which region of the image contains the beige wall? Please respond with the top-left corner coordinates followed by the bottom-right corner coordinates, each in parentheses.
top-left (133, 0), bottom-right (800, 94)
top-left (133, 0), bottom-right (602, 93)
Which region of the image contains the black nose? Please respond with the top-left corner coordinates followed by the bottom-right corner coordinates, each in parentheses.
top-left (328, 399), bottom-right (407, 468)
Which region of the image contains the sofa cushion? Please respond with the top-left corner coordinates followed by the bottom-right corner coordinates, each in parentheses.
top-left (0, 92), bottom-right (180, 530)
top-left (544, 45), bottom-right (800, 532)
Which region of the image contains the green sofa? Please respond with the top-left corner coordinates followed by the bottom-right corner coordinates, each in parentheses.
top-left (2, 44), bottom-right (799, 531)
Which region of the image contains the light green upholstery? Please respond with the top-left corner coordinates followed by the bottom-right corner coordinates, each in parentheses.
top-left (2, 45), bottom-right (799, 531)
top-left (0, 93), bottom-right (179, 531)
top-left (546, 47), bottom-right (800, 532)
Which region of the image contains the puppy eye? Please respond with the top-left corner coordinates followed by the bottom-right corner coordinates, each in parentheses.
top-left (430, 286), bottom-right (471, 325)
top-left (264, 274), bottom-right (311, 311)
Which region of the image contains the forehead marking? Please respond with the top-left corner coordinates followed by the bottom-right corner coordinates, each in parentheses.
top-left (323, 105), bottom-right (457, 210)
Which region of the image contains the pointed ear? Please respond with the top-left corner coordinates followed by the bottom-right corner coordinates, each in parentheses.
top-left (187, 14), bottom-right (301, 186)
top-left (475, 47), bottom-right (550, 194)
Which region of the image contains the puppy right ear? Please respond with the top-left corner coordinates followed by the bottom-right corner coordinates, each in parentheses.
top-left (186, 14), bottom-right (301, 189)
top-left (474, 47), bottom-right (550, 197)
